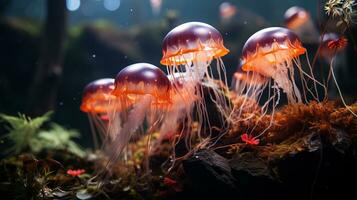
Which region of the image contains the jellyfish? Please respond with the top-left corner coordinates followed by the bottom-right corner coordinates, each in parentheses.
top-left (284, 6), bottom-right (319, 43)
top-left (232, 61), bottom-right (269, 102)
top-left (241, 27), bottom-right (325, 105)
top-left (238, 27), bottom-right (329, 139)
top-left (319, 33), bottom-right (356, 117)
top-left (219, 2), bottom-right (237, 23)
top-left (231, 68), bottom-right (270, 117)
top-left (320, 33), bottom-right (348, 60)
top-left (150, 0), bottom-right (162, 15)
top-left (106, 63), bottom-right (172, 167)
top-left (154, 72), bottom-right (200, 163)
top-left (80, 78), bottom-right (116, 149)
top-left (320, 33), bottom-right (348, 86)
top-left (160, 22), bottom-right (230, 142)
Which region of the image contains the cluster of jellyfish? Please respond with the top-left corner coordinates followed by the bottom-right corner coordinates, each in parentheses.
top-left (80, 14), bottom-right (356, 177)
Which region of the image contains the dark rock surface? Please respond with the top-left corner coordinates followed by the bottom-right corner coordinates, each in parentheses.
top-left (182, 149), bottom-right (237, 197)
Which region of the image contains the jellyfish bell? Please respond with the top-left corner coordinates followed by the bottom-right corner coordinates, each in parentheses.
top-left (284, 6), bottom-right (319, 43)
top-left (284, 6), bottom-right (310, 30)
top-left (219, 2), bottom-right (237, 22)
top-left (320, 33), bottom-right (348, 60)
top-left (161, 22), bottom-right (229, 80)
top-left (80, 78), bottom-right (116, 149)
top-left (150, 0), bottom-right (162, 15)
top-left (113, 63), bottom-right (171, 107)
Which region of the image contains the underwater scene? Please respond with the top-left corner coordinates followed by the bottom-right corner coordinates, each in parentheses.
top-left (1, 0), bottom-right (357, 199)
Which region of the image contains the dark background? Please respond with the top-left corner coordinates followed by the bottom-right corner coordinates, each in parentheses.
top-left (0, 0), bottom-right (356, 147)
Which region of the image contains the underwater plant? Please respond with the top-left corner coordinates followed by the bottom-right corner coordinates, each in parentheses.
top-left (0, 111), bottom-right (85, 157)
top-left (80, 78), bottom-right (116, 149)
top-left (0, 111), bottom-right (52, 154)
top-left (325, 0), bottom-right (357, 29)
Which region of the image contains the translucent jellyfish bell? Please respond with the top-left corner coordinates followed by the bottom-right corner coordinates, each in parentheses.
top-left (219, 2), bottom-right (237, 22)
top-left (161, 22), bottom-right (229, 67)
top-left (113, 63), bottom-right (171, 107)
top-left (80, 78), bottom-right (116, 149)
top-left (320, 33), bottom-right (348, 59)
top-left (284, 6), bottom-right (310, 29)
top-left (284, 6), bottom-right (319, 43)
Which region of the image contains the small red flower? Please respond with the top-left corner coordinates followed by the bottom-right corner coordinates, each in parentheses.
top-left (66, 169), bottom-right (85, 177)
top-left (327, 37), bottom-right (348, 51)
top-left (163, 177), bottom-right (182, 192)
top-left (241, 133), bottom-right (259, 145)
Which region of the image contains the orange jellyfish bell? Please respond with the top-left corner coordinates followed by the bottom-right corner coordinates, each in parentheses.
top-left (80, 78), bottom-right (116, 113)
top-left (241, 27), bottom-right (306, 74)
top-left (160, 22), bottom-right (229, 65)
top-left (284, 6), bottom-right (310, 29)
top-left (113, 63), bottom-right (171, 107)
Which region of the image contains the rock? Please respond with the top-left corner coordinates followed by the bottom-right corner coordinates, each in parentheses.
top-left (229, 152), bottom-right (280, 199)
top-left (182, 149), bottom-right (237, 196)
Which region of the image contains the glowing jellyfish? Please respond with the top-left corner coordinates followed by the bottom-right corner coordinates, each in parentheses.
top-left (284, 6), bottom-right (319, 43)
top-left (219, 2), bottom-right (237, 22)
top-left (160, 22), bottom-right (230, 141)
top-left (240, 27), bottom-right (324, 104)
top-left (232, 68), bottom-right (270, 115)
top-left (238, 27), bottom-right (327, 139)
top-left (80, 78), bottom-right (116, 149)
top-left (107, 63), bottom-right (172, 166)
top-left (150, 0), bottom-right (162, 15)
top-left (232, 61), bottom-right (268, 101)
top-left (320, 33), bottom-right (348, 60)
top-left (157, 72), bottom-right (198, 155)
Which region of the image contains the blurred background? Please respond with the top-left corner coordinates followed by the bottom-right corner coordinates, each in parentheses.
top-left (0, 0), bottom-right (356, 147)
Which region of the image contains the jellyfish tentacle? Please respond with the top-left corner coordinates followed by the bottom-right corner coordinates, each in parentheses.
top-left (108, 94), bottom-right (153, 164)
top-left (330, 57), bottom-right (357, 117)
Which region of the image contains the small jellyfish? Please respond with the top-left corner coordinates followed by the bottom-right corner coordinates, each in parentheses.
top-left (284, 6), bottom-right (319, 43)
top-left (160, 22), bottom-right (230, 142)
top-left (157, 72), bottom-right (198, 154)
top-left (150, 0), bottom-right (162, 15)
top-left (230, 63), bottom-right (276, 140)
top-left (219, 2), bottom-right (237, 22)
top-left (232, 61), bottom-right (269, 102)
top-left (241, 27), bottom-right (323, 104)
top-left (320, 33), bottom-right (348, 60)
top-left (319, 33), bottom-right (356, 117)
top-left (80, 78), bottom-right (116, 149)
top-left (232, 70), bottom-right (270, 116)
top-left (107, 63), bottom-right (172, 166)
